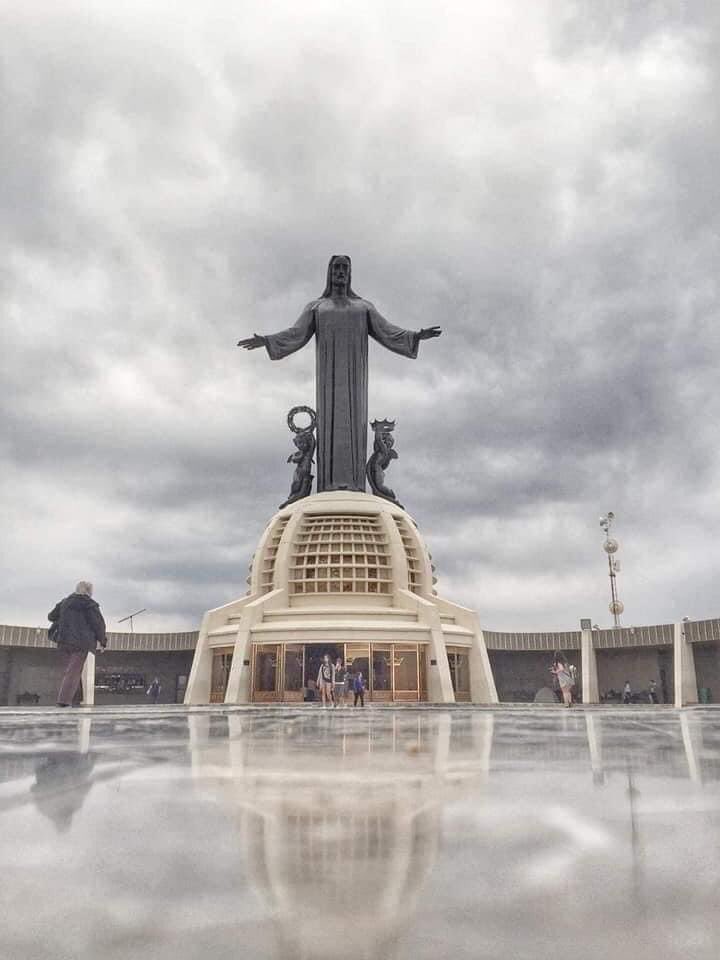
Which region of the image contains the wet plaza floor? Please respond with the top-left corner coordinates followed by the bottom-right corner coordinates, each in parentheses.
top-left (1, 705), bottom-right (719, 960)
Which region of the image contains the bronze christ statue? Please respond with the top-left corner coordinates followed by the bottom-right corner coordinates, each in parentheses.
top-left (238, 255), bottom-right (441, 493)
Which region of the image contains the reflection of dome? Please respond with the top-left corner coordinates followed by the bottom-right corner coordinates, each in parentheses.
top-left (195, 713), bottom-right (455, 960)
top-left (186, 712), bottom-right (504, 960)
top-left (241, 788), bottom-right (439, 959)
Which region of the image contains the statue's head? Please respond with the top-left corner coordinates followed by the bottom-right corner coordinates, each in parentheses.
top-left (320, 255), bottom-right (360, 298)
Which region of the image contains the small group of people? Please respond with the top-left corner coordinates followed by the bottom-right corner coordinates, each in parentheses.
top-left (550, 653), bottom-right (577, 707)
top-left (600, 680), bottom-right (660, 704)
top-left (623, 679), bottom-right (659, 704)
top-left (316, 654), bottom-right (366, 708)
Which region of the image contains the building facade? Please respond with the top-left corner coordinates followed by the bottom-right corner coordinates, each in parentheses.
top-left (184, 491), bottom-right (498, 706)
top-left (2, 612), bottom-right (718, 709)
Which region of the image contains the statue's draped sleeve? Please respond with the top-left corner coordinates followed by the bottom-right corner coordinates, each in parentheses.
top-left (264, 302), bottom-right (316, 360)
top-left (366, 302), bottom-right (419, 358)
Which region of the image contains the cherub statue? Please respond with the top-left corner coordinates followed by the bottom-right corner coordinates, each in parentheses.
top-left (366, 420), bottom-right (403, 508)
top-left (280, 406), bottom-right (317, 508)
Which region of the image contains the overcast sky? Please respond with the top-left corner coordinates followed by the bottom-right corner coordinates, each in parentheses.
top-left (1, 0), bottom-right (719, 633)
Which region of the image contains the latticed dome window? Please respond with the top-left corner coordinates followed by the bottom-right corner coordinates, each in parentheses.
top-left (393, 516), bottom-right (423, 593)
top-left (289, 515), bottom-right (391, 594)
top-left (259, 517), bottom-right (288, 593)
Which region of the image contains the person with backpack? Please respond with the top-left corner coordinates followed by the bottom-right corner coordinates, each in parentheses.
top-left (48, 581), bottom-right (107, 707)
top-left (317, 654), bottom-right (335, 708)
top-left (146, 677), bottom-right (162, 704)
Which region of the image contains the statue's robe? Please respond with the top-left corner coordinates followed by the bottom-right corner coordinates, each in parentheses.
top-left (264, 297), bottom-right (418, 492)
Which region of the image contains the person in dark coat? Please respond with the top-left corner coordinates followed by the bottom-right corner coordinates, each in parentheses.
top-left (48, 581), bottom-right (107, 707)
top-left (353, 671), bottom-right (365, 708)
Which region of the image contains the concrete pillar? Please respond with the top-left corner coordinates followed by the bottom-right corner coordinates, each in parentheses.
top-left (225, 589), bottom-right (286, 704)
top-left (580, 627), bottom-right (599, 704)
top-left (81, 651), bottom-right (95, 706)
top-left (185, 616), bottom-right (214, 705)
top-left (674, 621), bottom-right (698, 707)
top-left (400, 591), bottom-right (454, 702)
top-left (469, 624), bottom-right (499, 704)
top-left (225, 632), bottom-right (252, 703)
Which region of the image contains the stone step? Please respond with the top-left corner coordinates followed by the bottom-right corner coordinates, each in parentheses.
top-left (252, 620), bottom-right (429, 635)
top-left (441, 624), bottom-right (474, 638)
top-left (228, 607), bottom-right (419, 624)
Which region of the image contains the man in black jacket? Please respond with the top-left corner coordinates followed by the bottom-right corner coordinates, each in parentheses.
top-left (48, 581), bottom-right (107, 707)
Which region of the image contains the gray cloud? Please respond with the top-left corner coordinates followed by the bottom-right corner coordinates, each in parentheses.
top-left (1, 0), bottom-right (719, 632)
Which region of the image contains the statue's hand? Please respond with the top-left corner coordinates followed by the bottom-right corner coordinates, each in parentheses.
top-left (417, 326), bottom-right (442, 340)
top-left (237, 334), bottom-right (266, 349)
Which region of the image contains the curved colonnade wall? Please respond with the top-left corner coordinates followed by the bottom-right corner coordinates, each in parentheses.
top-left (1, 617), bottom-right (718, 708)
top-left (0, 624), bottom-right (196, 707)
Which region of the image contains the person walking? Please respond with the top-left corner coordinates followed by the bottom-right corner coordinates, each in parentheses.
top-left (353, 671), bottom-right (365, 708)
top-left (550, 653), bottom-right (574, 708)
top-left (623, 681), bottom-right (632, 705)
top-left (48, 581), bottom-right (107, 707)
top-left (317, 654), bottom-right (335, 708)
top-left (648, 679), bottom-right (658, 704)
top-left (333, 657), bottom-right (347, 708)
top-left (146, 677), bottom-right (162, 705)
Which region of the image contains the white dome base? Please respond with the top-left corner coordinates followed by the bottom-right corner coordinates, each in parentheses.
top-left (185, 492), bottom-right (497, 705)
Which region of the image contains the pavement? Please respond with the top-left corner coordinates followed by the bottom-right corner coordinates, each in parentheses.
top-left (1, 705), bottom-right (718, 959)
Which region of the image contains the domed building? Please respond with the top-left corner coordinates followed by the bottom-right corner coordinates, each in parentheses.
top-left (185, 491), bottom-right (498, 705)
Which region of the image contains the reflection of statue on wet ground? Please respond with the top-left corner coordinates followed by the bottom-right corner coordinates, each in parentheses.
top-left (238, 255), bottom-right (441, 494)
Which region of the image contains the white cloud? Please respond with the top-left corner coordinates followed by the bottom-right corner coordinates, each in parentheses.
top-left (1, 0), bottom-right (719, 630)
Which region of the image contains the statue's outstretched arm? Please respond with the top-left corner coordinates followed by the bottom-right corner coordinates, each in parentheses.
top-left (367, 303), bottom-right (441, 358)
top-left (238, 303), bottom-right (316, 360)
top-left (237, 334), bottom-right (266, 349)
top-left (418, 326), bottom-right (442, 340)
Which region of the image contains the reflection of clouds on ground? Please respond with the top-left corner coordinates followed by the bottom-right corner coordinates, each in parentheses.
top-left (0, 707), bottom-right (718, 959)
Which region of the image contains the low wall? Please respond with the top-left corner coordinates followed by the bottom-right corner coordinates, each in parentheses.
top-left (595, 647), bottom-right (673, 703)
top-left (488, 650), bottom-right (580, 702)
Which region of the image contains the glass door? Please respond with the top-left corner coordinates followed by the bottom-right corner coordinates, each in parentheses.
top-left (393, 646), bottom-right (419, 701)
top-left (448, 647), bottom-right (471, 701)
top-left (283, 644), bottom-right (304, 701)
top-left (210, 648), bottom-right (233, 703)
top-left (345, 643), bottom-right (369, 704)
top-left (252, 644), bottom-right (282, 701)
top-left (371, 644), bottom-right (393, 701)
